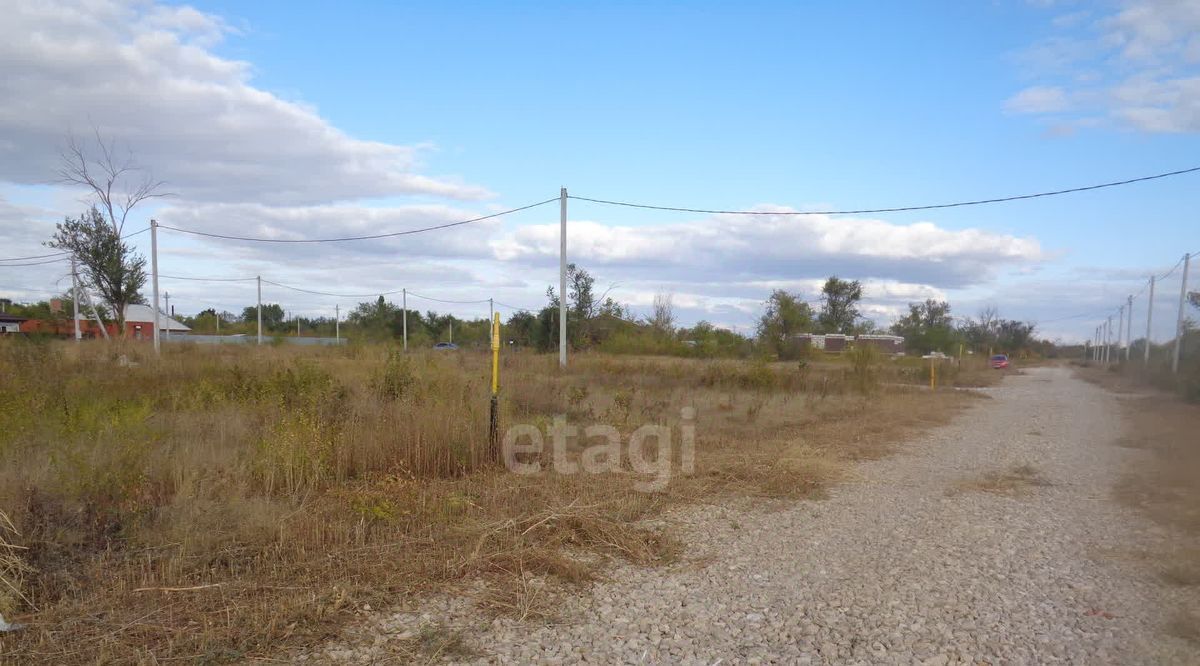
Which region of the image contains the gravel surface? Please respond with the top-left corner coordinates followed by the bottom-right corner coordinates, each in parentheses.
top-left (312, 367), bottom-right (1199, 664)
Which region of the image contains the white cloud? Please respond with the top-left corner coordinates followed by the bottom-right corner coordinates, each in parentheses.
top-left (1015, 0), bottom-right (1200, 132)
top-left (0, 0), bottom-right (489, 204)
top-left (1005, 86), bottom-right (1070, 114)
top-left (492, 211), bottom-right (1043, 289)
top-left (0, 1), bottom-right (1055, 334)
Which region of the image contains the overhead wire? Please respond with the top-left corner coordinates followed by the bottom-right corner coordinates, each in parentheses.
top-left (494, 300), bottom-right (536, 311)
top-left (1036, 309), bottom-right (1116, 325)
top-left (1, 226), bottom-right (149, 263)
top-left (406, 291), bottom-right (491, 305)
top-left (260, 279), bottom-right (406, 298)
top-left (159, 274), bottom-right (258, 282)
top-left (0, 256), bottom-right (70, 268)
top-left (0, 250), bottom-right (70, 262)
top-left (157, 198), bottom-right (559, 243)
top-left (569, 166), bottom-right (1200, 216)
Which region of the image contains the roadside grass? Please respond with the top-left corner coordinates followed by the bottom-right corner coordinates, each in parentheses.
top-left (0, 339), bottom-right (982, 662)
top-left (1079, 364), bottom-right (1200, 643)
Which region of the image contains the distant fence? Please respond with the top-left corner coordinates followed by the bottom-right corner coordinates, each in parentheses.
top-left (166, 334), bottom-right (346, 346)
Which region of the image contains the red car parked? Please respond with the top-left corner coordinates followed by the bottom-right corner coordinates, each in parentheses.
top-left (990, 354), bottom-right (1010, 369)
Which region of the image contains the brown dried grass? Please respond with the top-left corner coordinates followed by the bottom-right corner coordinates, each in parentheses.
top-left (0, 340), bottom-right (979, 662)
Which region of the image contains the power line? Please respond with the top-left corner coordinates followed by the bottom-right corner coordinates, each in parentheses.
top-left (407, 291), bottom-right (491, 305)
top-left (1, 226), bottom-right (148, 263)
top-left (1032, 309), bottom-right (1113, 326)
top-left (261, 279), bottom-right (406, 298)
top-left (494, 300), bottom-right (536, 311)
top-left (0, 256), bottom-right (70, 268)
top-left (570, 166), bottom-right (1200, 216)
top-left (0, 251), bottom-right (70, 263)
top-left (160, 274), bottom-right (258, 282)
top-left (158, 198), bottom-right (559, 243)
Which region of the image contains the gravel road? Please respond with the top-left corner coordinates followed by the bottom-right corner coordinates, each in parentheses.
top-left (319, 367), bottom-right (1199, 664)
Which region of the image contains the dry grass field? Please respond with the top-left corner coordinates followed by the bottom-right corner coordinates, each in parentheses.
top-left (0, 339), bottom-right (994, 663)
top-left (1077, 364), bottom-right (1200, 645)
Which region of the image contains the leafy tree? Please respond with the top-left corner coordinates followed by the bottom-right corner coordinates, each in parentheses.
top-left (241, 303), bottom-right (285, 331)
top-left (756, 289), bottom-right (814, 359)
top-left (48, 131), bottom-right (168, 337)
top-left (541, 263), bottom-right (613, 349)
top-left (817, 276), bottom-right (864, 334)
top-left (49, 206), bottom-right (147, 334)
top-left (995, 320), bottom-right (1036, 353)
top-left (890, 299), bottom-right (957, 354)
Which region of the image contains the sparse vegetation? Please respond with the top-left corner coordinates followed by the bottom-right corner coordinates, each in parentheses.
top-left (0, 337), bottom-right (985, 662)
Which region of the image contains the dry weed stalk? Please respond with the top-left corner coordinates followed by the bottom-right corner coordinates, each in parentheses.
top-left (0, 509), bottom-right (34, 617)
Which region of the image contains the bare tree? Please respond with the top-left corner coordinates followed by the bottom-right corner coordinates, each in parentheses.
top-left (57, 129), bottom-right (172, 235)
top-left (650, 291), bottom-right (676, 334)
top-left (50, 130), bottom-right (170, 334)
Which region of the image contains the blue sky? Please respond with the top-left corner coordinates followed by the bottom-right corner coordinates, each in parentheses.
top-left (1, 1), bottom-right (1197, 342)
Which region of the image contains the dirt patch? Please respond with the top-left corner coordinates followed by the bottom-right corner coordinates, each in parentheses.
top-left (950, 463), bottom-right (1051, 497)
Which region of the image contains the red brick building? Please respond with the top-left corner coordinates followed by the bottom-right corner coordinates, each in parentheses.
top-left (19, 304), bottom-right (189, 339)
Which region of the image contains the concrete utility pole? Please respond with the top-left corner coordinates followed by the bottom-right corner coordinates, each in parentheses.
top-left (256, 275), bottom-right (263, 346)
top-left (559, 186), bottom-right (568, 368)
top-left (71, 256), bottom-right (81, 343)
top-left (82, 287), bottom-right (109, 340)
top-left (489, 298), bottom-right (494, 328)
top-left (335, 304), bottom-right (340, 342)
top-left (1173, 253), bottom-right (1192, 374)
top-left (1117, 305), bottom-right (1125, 362)
top-left (402, 288), bottom-right (408, 351)
top-left (1125, 295), bottom-right (1133, 361)
top-left (150, 220), bottom-right (160, 354)
top-left (1145, 275), bottom-right (1155, 365)
top-left (1104, 316), bottom-right (1112, 365)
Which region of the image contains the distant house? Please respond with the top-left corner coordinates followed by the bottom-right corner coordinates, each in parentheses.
top-left (121, 304), bottom-right (190, 340)
top-left (794, 333), bottom-right (905, 355)
top-left (854, 334), bottom-right (906, 355)
top-left (0, 313), bottom-right (27, 334)
top-left (19, 304), bottom-right (190, 339)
